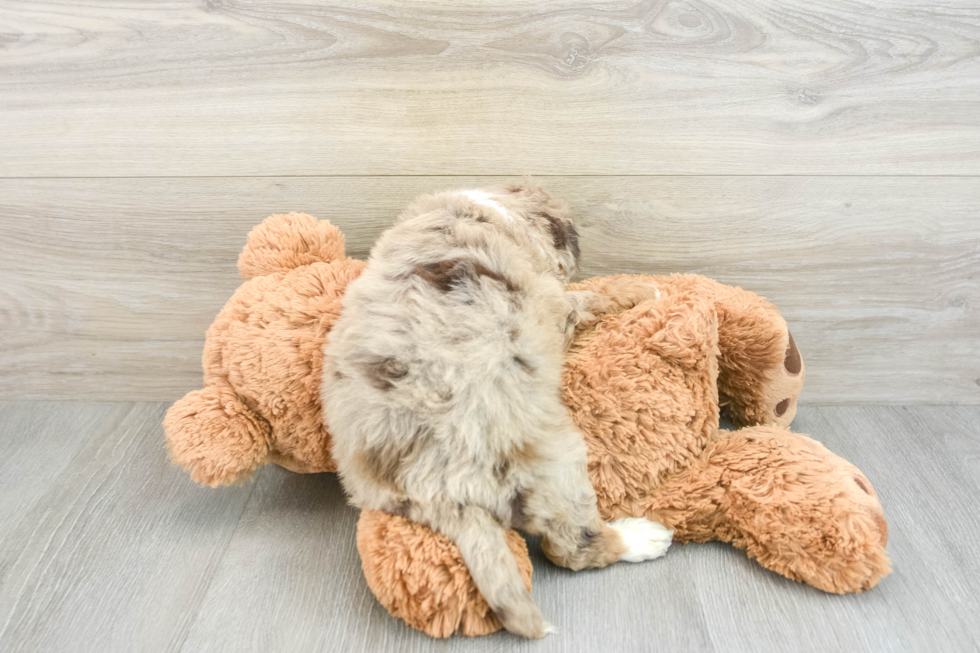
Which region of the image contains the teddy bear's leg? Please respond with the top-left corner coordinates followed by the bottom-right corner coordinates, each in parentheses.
top-left (647, 275), bottom-right (805, 428)
top-left (356, 510), bottom-right (533, 638)
top-left (646, 425), bottom-right (890, 594)
top-left (163, 384), bottom-right (272, 487)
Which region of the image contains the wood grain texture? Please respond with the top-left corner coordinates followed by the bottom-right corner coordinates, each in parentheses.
top-left (0, 402), bottom-right (132, 537)
top-left (1, 176), bottom-right (977, 403)
top-left (1, 0), bottom-right (979, 176)
top-left (0, 402), bottom-right (255, 653)
top-left (0, 403), bottom-right (978, 651)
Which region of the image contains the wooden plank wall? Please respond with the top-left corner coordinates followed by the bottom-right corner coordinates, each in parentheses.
top-left (1, 1), bottom-right (978, 403)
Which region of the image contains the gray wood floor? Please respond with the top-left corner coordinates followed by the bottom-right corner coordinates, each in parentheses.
top-left (0, 403), bottom-right (977, 652)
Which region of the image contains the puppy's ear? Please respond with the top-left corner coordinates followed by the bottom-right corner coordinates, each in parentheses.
top-left (564, 222), bottom-right (580, 263)
top-left (505, 175), bottom-right (539, 195)
top-left (543, 216), bottom-right (580, 263)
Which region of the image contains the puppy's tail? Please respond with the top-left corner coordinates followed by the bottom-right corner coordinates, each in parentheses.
top-left (444, 506), bottom-right (551, 639)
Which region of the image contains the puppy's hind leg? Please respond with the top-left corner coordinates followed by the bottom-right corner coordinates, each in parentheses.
top-left (418, 502), bottom-right (552, 639)
top-left (520, 425), bottom-right (673, 570)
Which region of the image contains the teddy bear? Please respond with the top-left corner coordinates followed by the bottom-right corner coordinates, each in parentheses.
top-left (164, 212), bottom-right (891, 638)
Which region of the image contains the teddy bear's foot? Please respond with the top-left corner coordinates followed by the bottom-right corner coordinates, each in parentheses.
top-left (640, 275), bottom-right (804, 428)
top-left (727, 427), bottom-right (890, 593)
top-left (649, 425), bottom-right (890, 594)
top-left (717, 324), bottom-right (805, 429)
top-left (163, 384), bottom-right (271, 487)
top-left (712, 287), bottom-right (805, 428)
top-left (608, 518), bottom-right (673, 562)
top-left (357, 510), bottom-right (534, 638)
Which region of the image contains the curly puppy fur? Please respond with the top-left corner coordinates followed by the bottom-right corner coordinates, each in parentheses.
top-left (322, 182), bottom-right (668, 638)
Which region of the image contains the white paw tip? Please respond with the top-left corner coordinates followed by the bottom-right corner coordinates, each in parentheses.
top-left (609, 517), bottom-right (673, 563)
top-left (544, 623), bottom-right (556, 636)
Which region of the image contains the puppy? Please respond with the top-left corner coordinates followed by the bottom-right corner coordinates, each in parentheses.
top-left (322, 182), bottom-right (672, 638)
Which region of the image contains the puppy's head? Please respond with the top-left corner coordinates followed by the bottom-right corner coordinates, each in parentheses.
top-left (503, 181), bottom-right (580, 283)
top-left (526, 209), bottom-right (579, 284)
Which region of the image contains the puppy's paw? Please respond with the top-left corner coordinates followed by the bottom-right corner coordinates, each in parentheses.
top-left (608, 517), bottom-right (673, 563)
top-left (629, 281), bottom-right (662, 306)
top-left (598, 277), bottom-right (661, 312)
top-left (497, 602), bottom-right (553, 639)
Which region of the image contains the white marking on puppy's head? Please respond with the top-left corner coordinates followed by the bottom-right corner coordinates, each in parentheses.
top-left (461, 190), bottom-right (514, 221)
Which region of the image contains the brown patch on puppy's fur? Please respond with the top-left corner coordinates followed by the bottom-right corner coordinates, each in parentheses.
top-left (391, 498), bottom-right (413, 517)
top-left (448, 204), bottom-right (490, 223)
top-left (510, 491), bottom-right (528, 529)
top-left (415, 260), bottom-right (469, 293)
top-left (357, 446), bottom-right (401, 490)
top-left (542, 524), bottom-right (626, 570)
top-left (364, 357), bottom-right (408, 391)
top-left (511, 440), bottom-right (540, 466)
top-left (563, 223), bottom-right (580, 262)
top-left (594, 525), bottom-right (629, 564)
top-left (414, 259), bottom-right (519, 295)
top-left (536, 211), bottom-right (580, 262)
top-left (513, 356), bottom-right (535, 373)
top-left (357, 427), bottom-right (431, 489)
top-left (493, 460), bottom-right (511, 481)
top-left (580, 526), bottom-right (600, 548)
top-left (473, 262), bottom-right (520, 293)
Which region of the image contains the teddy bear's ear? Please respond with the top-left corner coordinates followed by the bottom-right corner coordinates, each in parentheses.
top-left (237, 213), bottom-right (346, 279)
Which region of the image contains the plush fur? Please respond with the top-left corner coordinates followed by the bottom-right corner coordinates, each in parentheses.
top-left (164, 205), bottom-right (890, 639)
top-left (164, 212), bottom-right (365, 484)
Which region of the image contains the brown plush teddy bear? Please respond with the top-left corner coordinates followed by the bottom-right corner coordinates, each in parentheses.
top-left (164, 212), bottom-right (890, 638)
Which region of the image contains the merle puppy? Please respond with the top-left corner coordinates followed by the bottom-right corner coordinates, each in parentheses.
top-left (322, 182), bottom-right (671, 638)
